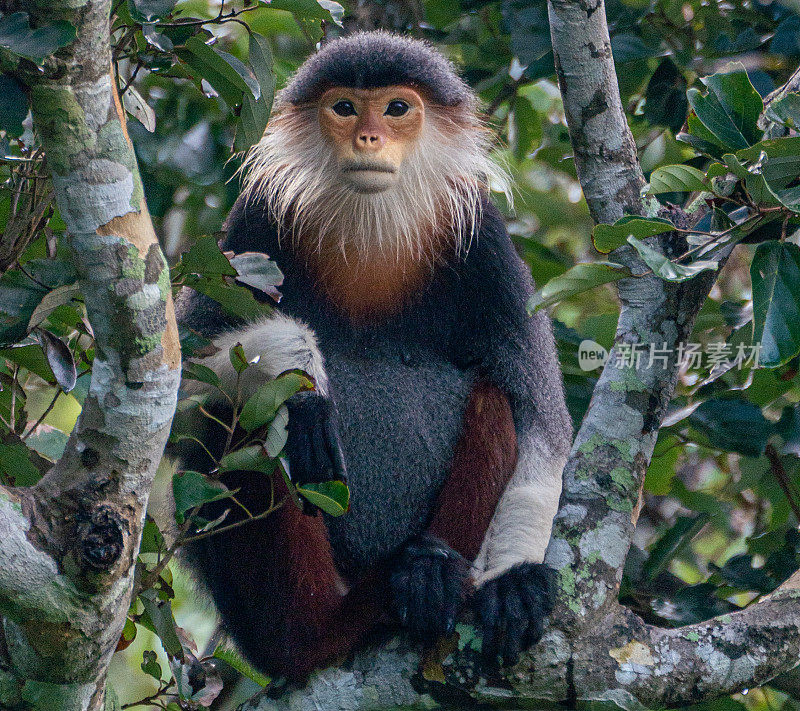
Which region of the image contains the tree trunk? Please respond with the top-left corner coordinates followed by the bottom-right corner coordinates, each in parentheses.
top-left (0, 2), bottom-right (180, 709)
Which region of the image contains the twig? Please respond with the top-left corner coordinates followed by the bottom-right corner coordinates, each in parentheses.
top-left (146, 5), bottom-right (258, 28)
top-left (182, 498), bottom-right (285, 545)
top-left (485, 78), bottom-right (523, 117)
top-left (121, 680), bottom-right (175, 709)
top-left (22, 390), bottom-right (61, 440)
top-left (765, 444), bottom-right (800, 524)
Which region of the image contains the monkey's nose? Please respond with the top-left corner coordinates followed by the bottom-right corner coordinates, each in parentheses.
top-left (356, 132), bottom-right (386, 150)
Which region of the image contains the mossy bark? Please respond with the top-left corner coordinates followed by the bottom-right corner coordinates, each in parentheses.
top-left (0, 2), bottom-right (180, 710)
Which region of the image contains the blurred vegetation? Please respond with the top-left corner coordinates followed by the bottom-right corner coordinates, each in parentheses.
top-left (3, 0), bottom-right (800, 708)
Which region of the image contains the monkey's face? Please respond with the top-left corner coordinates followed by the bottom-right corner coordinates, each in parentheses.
top-left (318, 86), bottom-right (425, 194)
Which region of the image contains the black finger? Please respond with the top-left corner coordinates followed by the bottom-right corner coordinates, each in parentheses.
top-left (323, 414), bottom-right (347, 483)
top-left (310, 410), bottom-right (332, 481)
top-left (422, 556), bottom-right (445, 640)
top-left (500, 579), bottom-right (526, 665)
top-left (288, 425), bottom-right (312, 484)
top-left (478, 580), bottom-right (501, 662)
top-left (390, 565), bottom-right (412, 626)
top-left (442, 556), bottom-right (468, 636)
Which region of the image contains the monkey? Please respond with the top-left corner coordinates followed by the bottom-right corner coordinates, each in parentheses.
top-left (176, 31), bottom-right (572, 683)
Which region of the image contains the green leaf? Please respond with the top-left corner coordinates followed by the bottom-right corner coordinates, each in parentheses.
top-left (746, 171), bottom-right (785, 208)
top-left (737, 137), bottom-right (800, 191)
top-left (751, 241), bottom-right (800, 368)
top-left (28, 283), bottom-right (81, 331)
top-left (0, 344), bottom-right (56, 384)
top-left (264, 404), bottom-right (289, 458)
top-left (678, 112), bottom-right (729, 158)
top-left (701, 64), bottom-right (764, 146)
top-left (297, 480), bottom-right (350, 516)
top-left (139, 518), bottom-right (166, 555)
top-left (0, 441), bottom-right (43, 486)
top-left (219, 444), bottom-right (275, 474)
top-left (592, 216), bottom-right (675, 254)
top-left (527, 262), bottom-right (632, 312)
top-left (512, 95), bottom-right (537, 161)
top-left (229, 343), bottom-right (249, 373)
top-left (236, 34), bottom-right (277, 152)
top-left (648, 164), bottom-right (708, 194)
top-left (643, 513), bottom-right (709, 582)
top-left (237, 91), bottom-right (271, 152)
top-left (239, 373), bottom-right (312, 431)
top-left (139, 589), bottom-right (183, 658)
top-left (128, 0), bottom-right (178, 21)
top-left (122, 84), bottom-right (156, 132)
top-left (643, 58), bottom-right (688, 134)
top-left (35, 328), bottom-right (76, 392)
top-left (688, 399), bottom-right (772, 456)
top-left (181, 361), bottom-right (220, 388)
top-left (172, 470), bottom-right (232, 523)
top-left (686, 64), bottom-right (763, 151)
top-left (213, 645), bottom-right (270, 688)
top-left (216, 49), bottom-right (260, 99)
top-left (764, 92), bottom-right (800, 129)
top-left (688, 88), bottom-right (749, 151)
top-left (229, 252), bottom-right (283, 301)
top-left (26, 428), bottom-right (68, 462)
top-left (140, 649), bottom-right (162, 681)
top-left (0, 75), bottom-right (27, 137)
top-left (176, 37), bottom-right (254, 108)
top-left (0, 12), bottom-right (76, 64)
top-left (184, 275), bottom-right (273, 322)
top-left (262, 0), bottom-right (344, 24)
top-left (175, 235), bottom-right (236, 277)
top-left (0, 270), bottom-right (48, 346)
top-left (644, 434), bottom-right (681, 495)
top-left (627, 236), bottom-right (719, 282)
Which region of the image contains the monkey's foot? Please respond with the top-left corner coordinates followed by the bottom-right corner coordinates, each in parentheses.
top-left (389, 533), bottom-right (469, 643)
top-left (475, 562), bottom-right (555, 666)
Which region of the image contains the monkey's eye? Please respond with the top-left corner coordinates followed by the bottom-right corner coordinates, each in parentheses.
top-left (385, 100), bottom-right (410, 117)
top-left (332, 100), bottom-right (357, 117)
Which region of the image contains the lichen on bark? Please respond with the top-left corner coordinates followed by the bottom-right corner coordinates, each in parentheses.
top-left (0, 2), bottom-right (180, 710)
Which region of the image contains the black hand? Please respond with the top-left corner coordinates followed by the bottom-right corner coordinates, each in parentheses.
top-left (476, 562), bottom-right (555, 666)
top-left (390, 533), bottom-right (469, 643)
top-left (285, 392), bottom-right (347, 512)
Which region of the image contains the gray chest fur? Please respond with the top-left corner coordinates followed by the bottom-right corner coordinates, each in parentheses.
top-left (322, 343), bottom-right (473, 576)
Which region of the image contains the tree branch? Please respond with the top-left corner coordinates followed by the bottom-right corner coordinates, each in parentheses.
top-left (0, 2), bottom-right (180, 709)
top-left (548, 0), bottom-right (646, 223)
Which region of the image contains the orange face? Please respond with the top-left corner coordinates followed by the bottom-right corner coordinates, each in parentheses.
top-left (317, 85), bottom-right (425, 193)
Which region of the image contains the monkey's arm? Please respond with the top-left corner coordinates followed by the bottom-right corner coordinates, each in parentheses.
top-left (454, 201), bottom-right (572, 661)
top-left (177, 198), bottom-right (346, 489)
top-left (188, 306), bottom-right (345, 488)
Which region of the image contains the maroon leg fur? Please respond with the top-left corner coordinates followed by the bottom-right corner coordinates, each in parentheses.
top-left (202, 474), bottom-right (389, 683)
top-left (427, 380), bottom-right (518, 559)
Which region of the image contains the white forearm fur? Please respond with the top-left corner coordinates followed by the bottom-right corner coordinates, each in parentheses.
top-left (472, 432), bottom-right (565, 585)
top-left (192, 313), bottom-right (328, 398)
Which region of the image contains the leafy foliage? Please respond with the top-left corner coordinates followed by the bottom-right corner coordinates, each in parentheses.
top-left (2, 0), bottom-right (800, 708)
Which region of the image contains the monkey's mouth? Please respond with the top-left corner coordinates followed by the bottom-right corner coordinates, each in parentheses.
top-left (340, 161), bottom-right (398, 194)
top-left (341, 162), bottom-right (396, 174)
